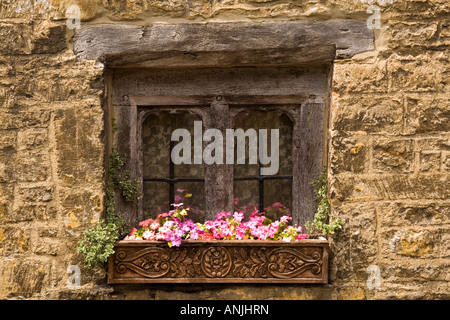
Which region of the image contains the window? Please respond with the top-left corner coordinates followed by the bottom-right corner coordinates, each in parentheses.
top-left (112, 66), bottom-right (327, 227)
top-left (138, 105), bottom-right (297, 223)
top-left (232, 109), bottom-right (293, 222)
top-left (141, 110), bottom-right (205, 222)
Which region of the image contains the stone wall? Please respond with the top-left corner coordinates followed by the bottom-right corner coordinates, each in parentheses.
top-left (0, 0), bottom-right (448, 299)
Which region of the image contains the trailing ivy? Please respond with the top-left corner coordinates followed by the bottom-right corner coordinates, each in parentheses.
top-left (305, 167), bottom-right (343, 238)
top-left (108, 150), bottom-right (141, 204)
top-left (76, 149), bottom-right (141, 269)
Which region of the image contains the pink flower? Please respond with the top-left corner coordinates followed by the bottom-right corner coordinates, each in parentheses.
top-left (272, 202), bottom-right (282, 207)
top-left (156, 232), bottom-right (166, 240)
top-left (142, 230), bottom-right (156, 240)
top-left (139, 218), bottom-right (152, 227)
top-left (157, 212), bottom-right (169, 219)
top-left (280, 215), bottom-right (292, 223)
top-left (150, 221), bottom-right (160, 230)
top-left (216, 211), bottom-right (230, 220)
top-left (296, 233), bottom-right (308, 240)
top-left (233, 212), bottom-right (244, 222)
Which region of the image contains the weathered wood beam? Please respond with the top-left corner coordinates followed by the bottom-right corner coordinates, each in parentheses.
top-left (74, 20), bottom-right (374, 67)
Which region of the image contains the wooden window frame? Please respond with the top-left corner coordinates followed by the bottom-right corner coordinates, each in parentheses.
top-left (136, 101), bottom-right (300, 222)
top-left (77, 20), bottom-right (375, 284)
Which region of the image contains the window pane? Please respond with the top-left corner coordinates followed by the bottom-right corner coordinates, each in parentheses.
top-left (143, 181), bottom-right (170, 218)
top-left (143, 112), bottom-right (204, 179)
top-left (232, 109), bottom-right (293, 215)
top-left (233, 180), bottom-right (259, 217)
top-left (174, 182), bottom-right (205, 222)
top-left (263, 179), bottom-right (292, 221)
top-left (233, 110), bottom-right (293, 176)
top-left (142, 113), bottom-right (171, 179)
top-left (142, 111), bottom-right (204, 219)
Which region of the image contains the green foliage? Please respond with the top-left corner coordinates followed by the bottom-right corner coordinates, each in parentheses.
top-left (108, 150), bottom-right (141, 203)
top-left (77, 149), bottom-right (141, 268)
top-left (105, 186), bottom-right (128, 236)
top-left (111, 118), bottom-right (118, 133)
top-left (118, 170), bottom-right (141, 202)
top-left (76, 221), bottom-right (119, 269)
top-left (305, 168), bottom-right (343, 238)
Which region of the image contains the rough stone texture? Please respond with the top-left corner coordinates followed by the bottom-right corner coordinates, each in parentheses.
top-left (0, 0), bottom-right (449, 300)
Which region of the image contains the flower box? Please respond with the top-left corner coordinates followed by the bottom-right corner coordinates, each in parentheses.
top-left (107, 239), bottom-right (329, 284)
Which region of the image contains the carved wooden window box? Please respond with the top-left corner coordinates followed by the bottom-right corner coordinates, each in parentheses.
top-left (107, 240), bottom-right (329, 284)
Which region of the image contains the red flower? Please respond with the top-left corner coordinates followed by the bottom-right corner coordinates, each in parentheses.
top-left (198, 233), bottom-right (215, 241)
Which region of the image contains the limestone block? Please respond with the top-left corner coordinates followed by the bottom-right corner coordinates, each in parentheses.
top-left (54, 106), bottom-right (104, 186)
top-left (31, 20), bottom-right (67, 54)
top-left (328, 231), bottom-right (352, 281)
top-left (7, 204), bottom-right (57, 222)
top-left (330, 132), bottom-right (369, 174)
top-left (404, 94), bottom-right (450, 134)
top-left (0, 21), bottom-right (34, 54)
top-left (15, 151), bottom-right (49, 182)
top-left (0, 259), bottom-right (46, 299)
top-left (0, 0), bottom-right (101, 20)
top-left (0, 184), bottom-right (14, 220)
top-left (0, 226), bottom-right (29, 254)
top-left (17, 128), bottom-right (48, 151)
top-left (375, 281), bottom-right (450, 300)
top-left (441, 230), bottom-right (450, 259)
top-left (382, 261), bottom-right (449, 282)
top-left (418, 151), bottom-right (441, 172)
top-left (51, 0), bottom-right (102, 21)
top-left (0, 109), bottom-right (51, 130)
top-left (186, 0), bottom-right (213, 18)
top-left (331, 94), bottom-right (403, 134)
top-left (372, 138), bottom-right (415, 173)
top-left (0, 130), bottom-right (17, 154)
top-left (380, 202), bottom-right (449, 227)
top-left (331, 174), bottom-right (449, 203)
top-left (385, 229), bottom-right (436, 258)
top-left (416, 137), bottom-right (450, 172)
top-left (337, 286), bottom-right (366, 300)
top-left (0, 20), bottom-right (66, 55)
top-left (387, 53), bottom-right (449, 92)
top-left (386, 21), bottom-right (440, 49)
top-left (0, 155), bottom-right (14, 183)
top-left (33, 238), bottom-right (59, 256)
top-left (388, 0), bottom-right (450, 19)
top-left (346, 205), bottom-right (378, 268)
top-left (443, 152), bottom-right (450, 172)
top-left (146, 0), bottom-right (189, 18)
top-left (333, 60), bottom-right (388, 94)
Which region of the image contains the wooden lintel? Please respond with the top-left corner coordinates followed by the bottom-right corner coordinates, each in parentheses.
top-left (74, 20), bottom-right (374, 67)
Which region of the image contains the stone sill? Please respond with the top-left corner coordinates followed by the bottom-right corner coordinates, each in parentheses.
top-left (107, 240), bottom-right (329, 284)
